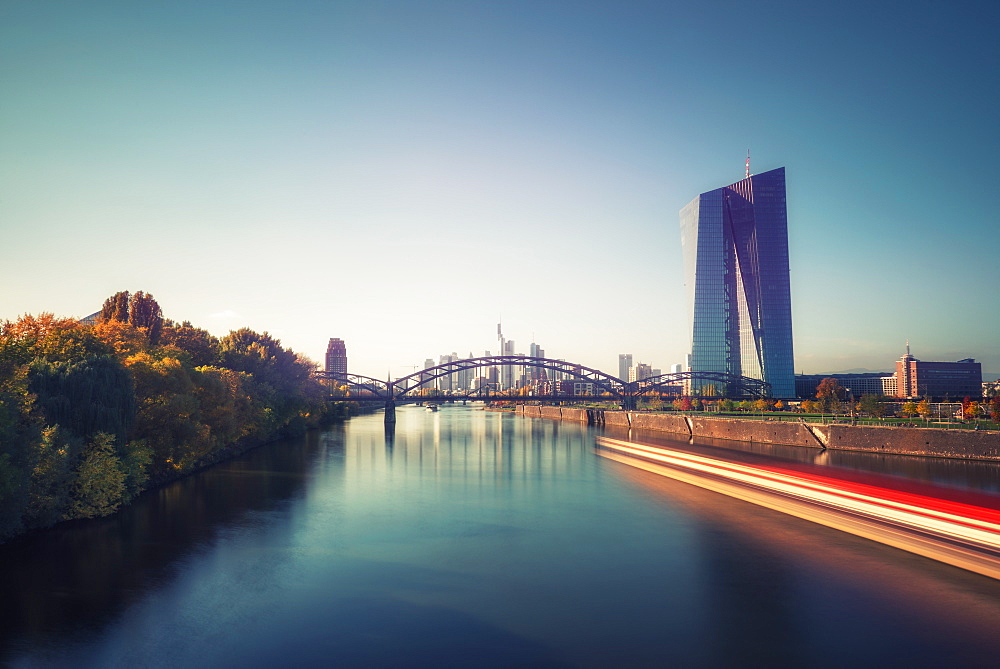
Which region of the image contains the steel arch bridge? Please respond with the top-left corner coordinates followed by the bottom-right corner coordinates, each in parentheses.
top-left (318, 356), bottom-right (772, 421)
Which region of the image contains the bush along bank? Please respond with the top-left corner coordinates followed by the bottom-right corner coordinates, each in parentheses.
top-left (0, 291), bottom-right (349, 542)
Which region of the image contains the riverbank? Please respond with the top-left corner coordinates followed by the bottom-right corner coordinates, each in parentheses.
top-left (517, 405), bottom-right (1000, 461)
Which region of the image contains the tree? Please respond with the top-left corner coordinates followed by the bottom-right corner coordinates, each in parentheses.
top-left (674, 396), bottom-right (693, 411)
top-left (858, 394), bottom-right (888, 419)
top-left (800, 399), bottom-right (818, 413)
top-left (901, 401), bottom-right (918, 418)
top-left (961, 396), bottom-right (974, 420)
top-left (2, 313), bottom-right (111, 362)
top-left (160, 321), bottom-right (219, 367)
top-left (916, 399), bottom-right (932, 420)
top-left (774, 400), bottom-right (785, 410)
top-left (815, 378), bottom-right (845, 414)
top-left (100, 291), bottom-right (131, 323)
top-left (99, 291), bottom-right (164, 345)
top-left (990, 396), bottom-right (1000, 422)
top-left (69, 433), bottom-right (126, 518)
top-left (28, 354), bottom-right (136, 445)
top-left (753, 399), bottom-right (769, 413)
top-left (92, 319), bottom-right (149, 357)
top-left (719, 398), bottom-right (736, 412)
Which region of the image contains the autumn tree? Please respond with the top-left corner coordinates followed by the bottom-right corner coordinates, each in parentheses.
top-left (99, 291), bottom-right (164, 345)
top-left (815, 378), bottom-right (846, 414)
top-left (916, 399), bottom-right (932, 420)
top-left (990, 396), bottom-right (1000, 422)
top-left (674, 396), bottom-right (693, 411)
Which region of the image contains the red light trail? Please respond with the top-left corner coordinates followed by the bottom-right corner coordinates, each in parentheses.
top-left (596, 436), bottom-right (1000, 579)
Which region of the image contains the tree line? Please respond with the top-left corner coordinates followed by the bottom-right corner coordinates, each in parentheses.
top-left (0, 291), bottom-right (346, 541)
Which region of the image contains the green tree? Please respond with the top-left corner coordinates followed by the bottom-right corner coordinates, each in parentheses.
top-left (719, 398), bottom-right (736, 412)
top-left (161, 322), bottom-right (219, 367)
top-left (25, 425), bottom-right (79, 528)
top-left (859, 394), bottom-right (889, 419)
top-left (28, 355), bottom-right (136, 446)
top-left (70, 433), bottom-right (126, 518)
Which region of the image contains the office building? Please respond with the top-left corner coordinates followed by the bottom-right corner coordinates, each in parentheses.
top-left (325, 338), bottom-right (347, 374)
top-left (618, 354), bottom-right (633, 382)
top-left (895, 345), bottom-right (982, 399)
top-left (680, 166), bottom-right (795, 397)
top-left (795, 372), bottom-right (894, 399)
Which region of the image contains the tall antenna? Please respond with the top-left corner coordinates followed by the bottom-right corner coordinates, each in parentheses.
top-left (745, 149), bottom-right (751, 178)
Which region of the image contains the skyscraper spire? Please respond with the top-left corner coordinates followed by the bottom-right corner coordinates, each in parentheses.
top-left (745, 149), bottom-right (751, 178)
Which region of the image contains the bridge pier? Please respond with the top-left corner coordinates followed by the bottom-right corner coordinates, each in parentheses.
top-left (384, 399), bottom-right (396, 424)
top-left (622, 395), bottom-right (637, 411)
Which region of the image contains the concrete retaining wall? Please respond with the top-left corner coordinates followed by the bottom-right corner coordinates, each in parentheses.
top-left (516, 405), bottom-right (1000, 461)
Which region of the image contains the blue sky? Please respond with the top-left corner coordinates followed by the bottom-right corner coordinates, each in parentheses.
top-left (2, 0), bottom-right (998, 379)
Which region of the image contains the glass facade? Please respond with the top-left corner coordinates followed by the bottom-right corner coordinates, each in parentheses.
top-left (680, 167), bottom-right (795, 397)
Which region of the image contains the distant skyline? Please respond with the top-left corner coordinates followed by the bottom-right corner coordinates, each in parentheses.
top-left (2, 1), bottom-right (998, 380)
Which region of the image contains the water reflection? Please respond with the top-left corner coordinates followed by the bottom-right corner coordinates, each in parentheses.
top-left (3, 406), bottom-right (1000, 667)
top-left (608, 423), bottom-right (1000, 496)
top-left (0, 431), bottom-right (325, 658)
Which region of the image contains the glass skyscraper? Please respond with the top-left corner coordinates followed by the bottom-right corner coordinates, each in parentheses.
top-left (679, 166), bottom-right (794, 397)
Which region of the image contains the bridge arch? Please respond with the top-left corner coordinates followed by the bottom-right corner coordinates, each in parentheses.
top-left (392, 356), bottom-right (628, 399)
top-left (319, 359), bottom-right (775, 408)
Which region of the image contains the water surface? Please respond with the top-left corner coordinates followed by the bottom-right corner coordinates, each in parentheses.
top-left (4, 405), bottom-right (1000, 667)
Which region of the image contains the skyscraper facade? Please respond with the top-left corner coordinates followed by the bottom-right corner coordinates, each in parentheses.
top-left (679, 166), bottom-right (794, 397)
top-left (618, 354), bottom-right (633, 382)
top-left (325, 338), bottom-right (347, 374)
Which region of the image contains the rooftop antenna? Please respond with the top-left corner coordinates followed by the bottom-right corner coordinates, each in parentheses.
top-left (745, 149), bottom-right (751, 178)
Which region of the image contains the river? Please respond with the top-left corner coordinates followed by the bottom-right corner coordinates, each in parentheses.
top-left (3, 405), bottom-right (1000, 667)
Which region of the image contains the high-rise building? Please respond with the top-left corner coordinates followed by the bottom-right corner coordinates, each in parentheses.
top-left (529, 342), bottom-right (547, 380)
top-left (618, 354), bottom-right (633, 382)
top-left (501, 340), bottom-right (516, 389)
top-left (680, 166), bottom-right (794, 397)
top-left (325, 338), bottom-right (347, 374)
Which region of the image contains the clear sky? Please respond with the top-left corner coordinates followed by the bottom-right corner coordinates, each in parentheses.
top-left (2, 0), bottom-right (998, 380)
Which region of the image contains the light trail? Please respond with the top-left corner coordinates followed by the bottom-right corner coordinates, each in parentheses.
top-left (595, 436), bottom-right (1000, 580)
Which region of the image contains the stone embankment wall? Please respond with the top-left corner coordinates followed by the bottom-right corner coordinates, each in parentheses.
top-left (516, 406), bottom-right (1000, 461)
